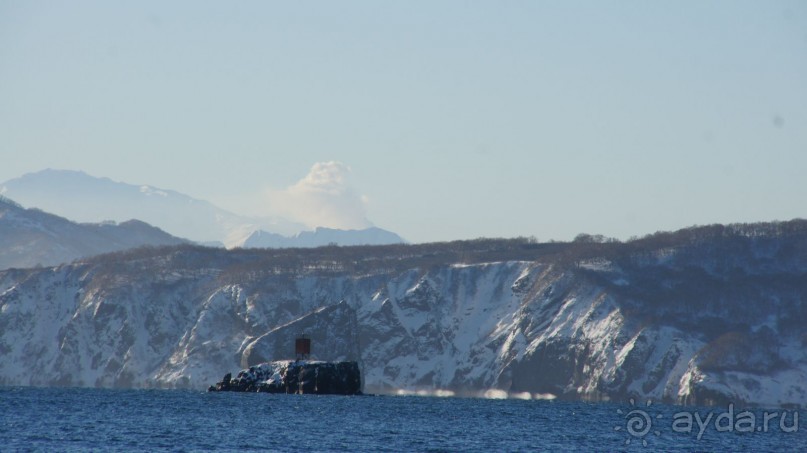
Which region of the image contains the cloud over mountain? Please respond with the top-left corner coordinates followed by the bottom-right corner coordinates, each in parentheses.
top-left (266, 161), bottom-right (371, 230)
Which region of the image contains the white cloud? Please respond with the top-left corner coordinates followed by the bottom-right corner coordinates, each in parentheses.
top-left (265, 161), bottom-right (372, 230)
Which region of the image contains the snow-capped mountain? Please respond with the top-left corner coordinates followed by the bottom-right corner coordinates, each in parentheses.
top-left (1, 169), bottom-right (405, 249)
top-left (0, 169), bottom-right (306, 246)
top-left (0, 196), bottom-right (186, 269)
top-left (1, 221), bottom-right (806, 408)
top-left (236, 227), bottom-right (406, 249)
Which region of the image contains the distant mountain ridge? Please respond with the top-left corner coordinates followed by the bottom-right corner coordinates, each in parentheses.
top-left (0, 195), bottom-right (186, 269)
top-left (1, 169), bottom-right (405, 249)
top-left (0, 169), bottom-right (302, 246)
top-left (239, 226), bottom-right (405, 249)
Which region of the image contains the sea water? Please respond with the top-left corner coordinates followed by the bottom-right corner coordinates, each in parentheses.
top-left (1, 387), bottom-right (805, 451)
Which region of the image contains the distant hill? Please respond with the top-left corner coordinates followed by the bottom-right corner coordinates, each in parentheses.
top-left (0, 195), bottom-right (187, 269)
top-left (0, 169), bottom-right (304, 245)
top-left (0, 169), bottom-right (405, 249)
top-left (237, 226), bottom-right (406, 249)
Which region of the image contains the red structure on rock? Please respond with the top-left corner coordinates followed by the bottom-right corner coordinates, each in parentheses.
top-left (208, 334), bottom-right (363, 394)
top-left (295, 335), bottom-right (311, 361)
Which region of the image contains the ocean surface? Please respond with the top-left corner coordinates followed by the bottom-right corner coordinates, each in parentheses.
top-left (1, 387), bottom-right (805, 451)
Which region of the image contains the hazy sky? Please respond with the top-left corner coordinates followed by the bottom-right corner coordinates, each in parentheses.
top-left (1, 1), bottom-right (806, 243)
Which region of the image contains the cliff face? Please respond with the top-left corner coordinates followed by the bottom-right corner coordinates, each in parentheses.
top-left (1, 223), bottom-right (806, 407)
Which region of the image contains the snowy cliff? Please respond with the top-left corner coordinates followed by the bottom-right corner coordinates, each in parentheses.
top-left (1, 222), bottom-right (806, 407)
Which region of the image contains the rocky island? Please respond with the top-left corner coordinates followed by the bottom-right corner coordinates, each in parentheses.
top-left (208, 360), bottom-right (362, 395)
top-left (208, 337), bottom-right (362, 395)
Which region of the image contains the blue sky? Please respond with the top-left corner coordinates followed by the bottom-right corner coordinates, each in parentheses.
top-left (1, 1), bottom-right (805, 242)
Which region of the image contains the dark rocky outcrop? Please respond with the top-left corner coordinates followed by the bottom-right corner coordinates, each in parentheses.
top-left (208, 361), bottom-right (362, 395)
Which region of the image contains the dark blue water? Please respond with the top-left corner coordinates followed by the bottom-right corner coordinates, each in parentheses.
top-left (1, 387), bottom-right (805, 451)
